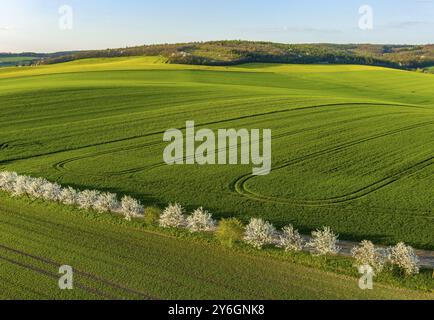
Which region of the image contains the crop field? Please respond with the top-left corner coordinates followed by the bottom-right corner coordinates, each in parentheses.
top-left (0, 56), bottom-right (36, 67)
top-left (1, 193), bottom-right (433, 300)
top-left (0, 56), bottom-right (433, 253)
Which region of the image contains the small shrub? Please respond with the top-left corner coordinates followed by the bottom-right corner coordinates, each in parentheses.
top-left (186, 207), bottom-right (217, 232)
top-left (121, 196), bottom-right (144, 221)
top-left (215, 218), bottom-right (244, 247)
top-left (144, 206), bottom-right (161, 225)
top-left (277, 225), bottom-right (304, 252)
top-left (244, 218), bottom-right (276, 250)
top-left (159, 203), bottom-right (186, 228)
top-left (387, 242), bottom-right (419, 276)
top-left (307, 226), bottom-right (340, 256)
top-left (351, 240), bottom-right (386, 273)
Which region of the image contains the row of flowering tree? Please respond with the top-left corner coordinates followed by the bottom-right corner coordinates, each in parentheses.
top-left (158, 204), bottom-right (419, 276)
top-left (0, 171), bottom-right (420, 277)
top-left (0, 171), bottom-right (143, 220)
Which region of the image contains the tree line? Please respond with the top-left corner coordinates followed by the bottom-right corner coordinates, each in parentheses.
top-left (36, 41), bottom-right (434, 70)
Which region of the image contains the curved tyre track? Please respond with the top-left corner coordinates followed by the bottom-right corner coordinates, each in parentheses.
top-left (236, 156), bottom-right (434, 206)
top-left (50, 102), bottom-right (417, 175)
top-left (234, 121), bottom-right (434, 206)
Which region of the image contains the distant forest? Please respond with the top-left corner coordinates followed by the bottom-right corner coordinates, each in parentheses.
top-left (6, 41), bottom-right (434, 70)
top-left (0, 51), bottom-right (77, 67)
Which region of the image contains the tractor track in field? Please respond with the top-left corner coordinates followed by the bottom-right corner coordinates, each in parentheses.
top-left (0, 253), bottom-right (118, 300)
top-left (0, 101), bottom-right (418, 168)
top-left (103, 112), bottom-right (393, 177)
top-left (233, 120), bottom-right (434, 207)
top-left (0, 218), bottom-right (205, 299)
top-left (0, 208), bottom-right (266, 299)
top-left (0, 143), bottom-right (9, 150)
top-left (48, 102), bottom-right (416, 176)
top-left (0, 243), bottom-right (157, 300)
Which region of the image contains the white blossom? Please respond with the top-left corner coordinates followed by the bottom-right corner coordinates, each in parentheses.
top-left (0, 171), bottom-right (145, 222)
top-left (120, 195), bottom-right (144, 221)
top-left (95, 192), bottom-right (120, 213)
top-left (12, 175), bottom-right (32, 197)
top-left (387, 242), bottom-right (419, 276)
top-left (40, 181), bottom-right (62, 201)
top-left (307, 226), bottom-right (340, 256)
top-left (277, 225), bottom-right (304, 252)
top-left (159, 203), bottom-right (186, 228)
top-left (351, 240), bottom-right (386, 273)
top-left (186, 207), bottom-right (216, 232)
top-left (59, 187), bottom-right (79, 206)
top-left (77, 190), bottom-right (101, 210)
top-left (0, 171), bottom-right (18, 191)
top-left (27, 177), bottom-right (50, 199)
top-left (244, 218), bottom-right (276, 249)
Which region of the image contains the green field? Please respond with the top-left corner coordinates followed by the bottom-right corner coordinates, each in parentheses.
top-left (0, 57), bottom-right (433, 251)
top-left (1, 193), bottom-right (432, 300)
top-left (0, 56), bottom-right (37, 67)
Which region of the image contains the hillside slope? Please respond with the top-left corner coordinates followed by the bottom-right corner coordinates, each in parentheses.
top-left (0, 57), bottom-right (433, 250)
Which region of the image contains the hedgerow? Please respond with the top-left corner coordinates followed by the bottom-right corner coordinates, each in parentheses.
top-left (0, 171), bottom-right (143, 220)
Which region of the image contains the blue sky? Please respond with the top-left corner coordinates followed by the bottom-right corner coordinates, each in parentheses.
top-left (0, 0), bottom-right (433, 52)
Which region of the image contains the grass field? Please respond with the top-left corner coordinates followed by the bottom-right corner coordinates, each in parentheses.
top-left (1, 193), bottom-right (432, 300)
top-left (0, 56), bottom-right (37, 67)
top-left (0, 56), bottom-right (433, 254)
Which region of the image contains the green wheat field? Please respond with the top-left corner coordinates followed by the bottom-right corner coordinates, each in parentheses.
top-left (0, 57), bottom-right (433, 299)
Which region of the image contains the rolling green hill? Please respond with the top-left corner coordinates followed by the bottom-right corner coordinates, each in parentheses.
top-left (0, 56), bottom-right (433, 253)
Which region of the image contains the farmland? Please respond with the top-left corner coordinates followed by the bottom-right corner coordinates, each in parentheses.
top-left (0, 193), bottom-right (432, 300)
top-left (0, 55), bottom-right (433, 299)
top-left (0, 57), bottom-right (433, 249)
top-left (0, 56), bottom-right (38, 67)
